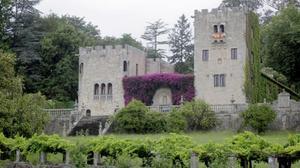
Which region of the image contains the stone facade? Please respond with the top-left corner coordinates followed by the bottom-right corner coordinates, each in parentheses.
top-left (194, 7), bottom-right (250, 104)
top-left (78, 45), bottom-right (174, 116)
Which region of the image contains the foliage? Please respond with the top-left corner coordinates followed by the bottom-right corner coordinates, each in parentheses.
top-left (100, 34), bottom-right (144, 50)
top-left (220, 0), bottom-right (263, 11)
top-left (193, 143), bottom-right (230, 167)
top-left (168, 14), bottom-right (194, 74)
top-left (244, 12), bottom-right (279, 103)
top-left (242, 104), bottom-right (276, 133)
top-left (166, 109), bottom-right (187, 132)
top-left (144, 112), bottom-right (167, 133)
top-left (113, 100), bottom-right (148, 133)
top-left (262, 5), bottom-right (300, 92)
top-left (123, 73), bottom-right (195, 106)
top-left (229, 131), bottom-right (271, 165)
top-left (141, 19), bottom-right (169, 58)
top-left (261, 67), bottom-right (288, 84)
top-left (24, 134), bottom-right (74, 154)
top-left (177, 100), bottom-right (217, 131)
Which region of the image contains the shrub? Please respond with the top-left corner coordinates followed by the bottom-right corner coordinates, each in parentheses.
top-left (144, 112), bottom-right (167, 133)
top-left (166, 109), bottom-right (187, 132)
top-left (242, 104), bottom-right (276, 133)
top-left (177, 100), bottom-right (217, 130)
top-left (114, 100), bottom-right (148, 133)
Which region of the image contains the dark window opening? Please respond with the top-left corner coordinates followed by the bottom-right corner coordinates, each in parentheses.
top-left (79, 63), bottom-right (84, 74)
top-left (86, 109), bottom-right (91, 117)
top-left (94, 84), bottom-right (99, 95)
top-left (123, 61), bottom-right (128, 72)
top-left (101, 83), bottom-right (106, 95)
top-left (220, 24), bottom-right (225, 33)
top-left (214, 74), bottom-right (226, 87)
top-left (107, 83), bottom-right (112, 95)
top-left (231, 48), bottom-right (238, 60)
top-left (202, 50), bottom-right (209, 61)
top-left (213, 25), bottom-right (218, 33)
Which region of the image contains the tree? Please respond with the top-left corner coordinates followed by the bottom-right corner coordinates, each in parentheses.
top-left (141, 19), bottom-right (169, 58)
top-left (100, 34), bottom-right (144, 50)
top-left (0, 0), bottom-right (11, 50)
top-left (262, 5), bottom-right (300, 91)
top-left (0, 50), bottom-right (48, 138)
top-left (177, 100), bottom-right (217, 131)
top-left (242, 104), bottom-right (276, 133)
top-left (169, 14), bottom-right (194, 74)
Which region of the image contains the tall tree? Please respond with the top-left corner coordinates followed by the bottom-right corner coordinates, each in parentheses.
top-left (0, 0), bottom-right (12, 50)
top-left (262, 5), bottom-right (300, 91)
top-left (141, 19), bottom-right (169, 58)
top-left (168, 14), bottom-right (193, 73)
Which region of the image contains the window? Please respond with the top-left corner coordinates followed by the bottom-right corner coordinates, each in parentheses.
top-left (231, 48), bottom-right (237, 60)
top-left (214, 74), bottom-right (226, 87)
top-left (136, 64), bottom-right (139, 76)
top-left (86, 109), bottom-right (91, 117)
top-left (94, 84), bottom-right (99, 95)
top-left (107, 83), bottom-right (112, 95)
top-left (214, 74), bottom-right (219, 87)
top-left (213, 25), bottom-right (218, 33)
top-left (220, 24), bottom-right (225, 33)
top-left (202, 50), bottom-right (209, 61)
top-left (123, 61), bottom-right (128, 72)
top-left (79, 63), bottom-right (83, 74)
top-left (101, 83), bottom-right (106, 95)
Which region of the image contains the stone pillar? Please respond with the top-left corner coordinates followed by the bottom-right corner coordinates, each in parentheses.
top-left (64, 151), bottom-right (70, 164)
top-left (39, 151), bottom-right (47, 164)
top-left (93, 152), bottom-right (99, 166)
top-left (190, 152), bottom-right (199, 168)
top-left (278, 90), bottom-right (290, 109)
top-left (268, 157), bottom-right (278, 168)
top-left (15, 149), bottom-right (21, 162)
top-left (62, 122), bottom-right (67, 137)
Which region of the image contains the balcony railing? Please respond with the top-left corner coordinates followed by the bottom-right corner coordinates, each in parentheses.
top-left (94, 94), bottom-right (113, 102)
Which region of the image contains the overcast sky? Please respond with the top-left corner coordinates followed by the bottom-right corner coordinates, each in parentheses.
top-left (37, 0), bottom-right (222, 42)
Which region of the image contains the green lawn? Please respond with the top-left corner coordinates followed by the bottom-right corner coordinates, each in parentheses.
top-left (67, 130), bottom-right (296, 145)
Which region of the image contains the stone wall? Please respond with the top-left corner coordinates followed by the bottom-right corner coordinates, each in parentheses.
top-left (78, 45), bottom-right (146, 116)
top-left (214, 91), bottom-right (300, 131)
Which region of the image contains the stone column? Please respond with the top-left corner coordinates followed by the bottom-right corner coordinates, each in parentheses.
top-left (63, 151), bottom-right (70, 165)
top-left (39, 151), bottom-right (47, 164)
top-left (268, 156), bottom-right (278, 168)
top-left (93, 152), bottom-right (99, 166)
top-left (62, 122), bottom-right (67, 137)
top-left (15, 149), bottom-right (21, 162)
top-left (190, 152), bottom-right (199, 168)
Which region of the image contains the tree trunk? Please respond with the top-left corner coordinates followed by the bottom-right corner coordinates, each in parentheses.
top-left (240, 158), bottom-right (248, 168)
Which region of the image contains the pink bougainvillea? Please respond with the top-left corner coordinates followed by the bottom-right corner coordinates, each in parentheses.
top-left (123, 73), bottom-right (195, 105)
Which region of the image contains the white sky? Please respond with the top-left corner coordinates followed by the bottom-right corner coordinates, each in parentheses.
top-left (37, 0), bottom-right (222, 40)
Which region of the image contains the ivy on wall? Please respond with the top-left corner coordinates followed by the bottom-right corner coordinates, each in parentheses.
top-left (123, 73), bottom-right (195, 105)
top-left (244, 12), bottom-right (279, 103)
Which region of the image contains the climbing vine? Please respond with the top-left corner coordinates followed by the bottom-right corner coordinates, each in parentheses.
top-left (244, 12), bottom-right (278, 103)
top-left (123, 73), bottom-right (195, 105)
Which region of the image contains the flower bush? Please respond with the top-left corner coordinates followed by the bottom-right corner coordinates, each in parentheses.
top-left (123, 73), bottom-right (195, 105)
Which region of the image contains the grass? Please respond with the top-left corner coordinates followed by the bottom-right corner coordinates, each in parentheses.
top-left (67, 130), bottom-right (296, 145)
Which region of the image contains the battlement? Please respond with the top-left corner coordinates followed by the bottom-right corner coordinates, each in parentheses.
top-left (194, 7), bottom-right (248, 17)
top-left (79, 44), bottom-right (146, 56)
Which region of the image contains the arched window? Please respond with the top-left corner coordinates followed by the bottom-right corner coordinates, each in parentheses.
top-left (94, 84), bottom-right (99, 95)
top-left (79, 63), bottom-right (84, 74)
top-left (101, 83), bottom-right (106, 95)
top-left (107, 83), bottom-right (112, 95)
top-left (213, 25), bottom-right (218, 33)
top-left (86, 109), bottom-right (91, 117)
top-left (220, 24), bottom-right (225, 33)
top-left (123, 61), bottom-right (128, 72)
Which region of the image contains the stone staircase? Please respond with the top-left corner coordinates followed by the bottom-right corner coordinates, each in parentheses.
top-left (67, 115), bottom-right (112, 136)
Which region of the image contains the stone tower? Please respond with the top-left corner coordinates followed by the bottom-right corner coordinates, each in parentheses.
top-left (78, 45), bottom-right (147, 116)
top-left (194, 7), bottom-right (252, 104)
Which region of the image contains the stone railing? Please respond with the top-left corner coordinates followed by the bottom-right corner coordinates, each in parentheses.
top-left (210, 104), bottom-right (248, 113)
top-left (147, 104), bottom-right (247, 113)
top-left (44, 108), bottom-right (73, 119)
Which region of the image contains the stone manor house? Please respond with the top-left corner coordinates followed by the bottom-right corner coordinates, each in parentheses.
top-left (78, 7), bottom-right (254, 117)
top-left (45, 7), bottom-right (300, 135)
